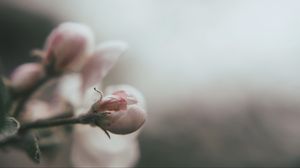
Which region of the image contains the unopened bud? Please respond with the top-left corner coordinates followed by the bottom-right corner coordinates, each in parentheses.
top-left (45, 22), bottom-right (95, 72)
top-left (10, 63), bottom-right (45, 92)
top-left (93, 86), bottom-right (147, 135)
top-left (105, 105), bottom-right (146, 134)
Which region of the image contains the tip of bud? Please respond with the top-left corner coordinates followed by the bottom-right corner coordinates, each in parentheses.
top-left (10, 63), bottom-right (45, 92)
top-left (44, 22), bottom-right (95, 72)
top-left (92, 85), bottom-right (147, 135)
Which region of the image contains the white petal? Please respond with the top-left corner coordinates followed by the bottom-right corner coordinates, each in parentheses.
top-left (59, 74), bottom-right (82, 109)
top-left (81, 41), bottom-right (128, 91)
top-left (21, 79), bottom-right (69, 122)
top-left (71, 125), bottom-right (140, 167)
top-left (21, 100), bottom-right (53, 122)
top-left (106, 105), bottom-right (147, 134)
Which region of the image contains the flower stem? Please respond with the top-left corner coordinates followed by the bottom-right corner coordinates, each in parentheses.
top-left (0, 111), bottom-right (110, 146)
top-left (18, 112), bottom-right (107, 133)
top-left (19, 117), bottom-right (81, 133)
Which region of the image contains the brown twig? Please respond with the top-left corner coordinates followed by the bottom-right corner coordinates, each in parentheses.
top-left (0, 112), bottom-right (110, 146)
top-left (19, 112), bottom-right (108, 133)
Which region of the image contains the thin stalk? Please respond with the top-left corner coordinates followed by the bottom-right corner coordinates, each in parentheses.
top-left (19, 117), bottom-right (81, 133)
top-left (18, 112), bottom-right (107, 133)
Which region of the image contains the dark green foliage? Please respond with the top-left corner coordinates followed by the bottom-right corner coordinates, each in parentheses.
top-left (0, 117), bottom-right (19, 142)
top-left (0, 78), bottom-right (11, 130)
top-left (23, 134), bottom-right (41, 163)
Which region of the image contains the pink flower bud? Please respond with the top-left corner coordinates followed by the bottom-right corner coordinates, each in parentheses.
top-left (97, 95), bottom-right (128, 112)
top-left (94, 85), bottom-right (147, 135)
top-left (45, 22), bottom-right (95, 72)
top-left (95, 90), bottom-right (136, 112)
top-left (10, 63), bottom-right (45, 92)
top-left (105, 105), bottom-right (146, 134)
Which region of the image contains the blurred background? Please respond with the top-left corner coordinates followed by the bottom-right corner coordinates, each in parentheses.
top-left (1, 0), bottom-right (300, 167)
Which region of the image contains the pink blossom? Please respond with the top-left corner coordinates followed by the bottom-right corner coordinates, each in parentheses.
top-left (93, 85), bottom-right (147, 135)
top-left (44, 22), bottom-right (95, 72)
top-left (59, 41), bottom-right (128, 106)
top-left (50, 22), bottom-right (146, 167)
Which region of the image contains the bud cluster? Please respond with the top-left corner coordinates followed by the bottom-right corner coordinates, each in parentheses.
top-left (9, 22), bottom-right (146, 136)
top-left (10, 23), bottom-right (95, 93)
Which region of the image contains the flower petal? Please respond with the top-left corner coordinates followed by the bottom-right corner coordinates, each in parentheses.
top-left (10, 63), bottom-right (45, 92)
top-left (106, 105), bottom-right (147, 134)
top-left (105, 85), bottom-right (146, 108)
top-left (59, 74), bottom-right (82, 108)
top-left (97, 95), bottom-right (128, 112)
top-left (81, 41), bottom-right (128, 92)
top-left (21, 79), bottom-right (70, 122)
top-left (21, 100), bottom-right (53, 122)
top-left (45, 22), bottom-right (95, 72)
top-left (71, 125), bottom-right (140, 167)
top-left (112, 90), bottom-right (128, 99)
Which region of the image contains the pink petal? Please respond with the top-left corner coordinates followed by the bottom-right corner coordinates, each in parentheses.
top-left (10, 63), bottom-right (45, 92)
top-left (112, 90), bottom-right (138, 105)
top-left (97, 95), bottom-right (127, 112)
top-left (105, 85), bottom-right (146, 108)
top-left (44, 22), bottom-right (95, 72)
top-left (112, 90), bottom-right (128, 98)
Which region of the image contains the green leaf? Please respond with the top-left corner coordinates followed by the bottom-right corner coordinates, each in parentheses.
top-left (0, 117), bottom-right (20, 142)
top-left (0, 78), bottom-right (11, 130)
top-left (23, 134), bottom-right (41, 164)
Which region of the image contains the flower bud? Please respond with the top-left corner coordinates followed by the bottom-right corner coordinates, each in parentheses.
top-left (97, 95), bottom-right (128, 112)
top-left (93, 86), bottom-right (147, 135)
top-left (45, 22), bottom-right (95, 72)
top-left (105, 105), bottom-right (146, 134)
top-left (10, 63), bottom-right (45, 92)
top-left (94, 90), bottom-right (134, 112)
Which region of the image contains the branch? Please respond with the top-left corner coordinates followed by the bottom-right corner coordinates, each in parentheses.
top-left (0, 112), bottom-right (110, 146)
top-left (19, 116), bottom-right (81, 133)
top-left (19, 112), bottom-right (109, 133)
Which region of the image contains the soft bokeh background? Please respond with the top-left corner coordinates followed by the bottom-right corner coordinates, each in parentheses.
top-left (1, 0), bottom-right (300, 167)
